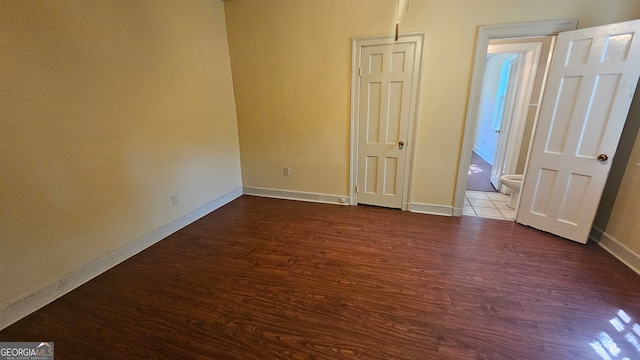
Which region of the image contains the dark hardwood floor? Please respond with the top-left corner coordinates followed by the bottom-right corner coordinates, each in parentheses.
top-left (2, 196), bottom-right (640, 359)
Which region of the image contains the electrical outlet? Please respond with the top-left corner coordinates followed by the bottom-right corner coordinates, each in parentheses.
top-left (283, 167), bottom-right (291, 176)
top-left (171, 194), bottom-right (179, 205)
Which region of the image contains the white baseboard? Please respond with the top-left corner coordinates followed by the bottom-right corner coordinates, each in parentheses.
top-left (471, 146), bottom-right (494, 165)
top-left (590, 226), bottom-right (640, 276)
top-left (243, 186), bottom-right (348, 205)
top-left (244, 187), bottom-right (455, 217)
top-left (452, 207), bottom-right (463, 217)
top-left (408, 202), bottom-right (454, 216)
top-left (0, 187), bottom-right (243, 331)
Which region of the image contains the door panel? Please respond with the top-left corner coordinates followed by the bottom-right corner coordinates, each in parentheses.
top-left (366, 82), bottom-right (382, 143)
top-left (529, 168), bottom-right (557, 215)
top-left (517, 19), bottom-right (640, 243)
top-left (576, 74), bottom-right (620, 157)
top-left (357, 42), bottom-right (415, 208)
top-left (384, 157), bottom-right (398, 195)
top-left (545, 76), bottom-right (581, 153)
top-left (364, 156), bottom-right (378, 193)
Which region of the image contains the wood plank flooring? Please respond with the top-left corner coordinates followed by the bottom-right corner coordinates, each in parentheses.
top-left (2, 195), bottom-right (640, 359)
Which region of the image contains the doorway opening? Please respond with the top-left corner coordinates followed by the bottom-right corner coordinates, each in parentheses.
top-left (459, 19), bottom-right (640, 244)
top-left (464, 35), bottom-right (556, 220)
top-left (454, 20), bottom-right (579, 219)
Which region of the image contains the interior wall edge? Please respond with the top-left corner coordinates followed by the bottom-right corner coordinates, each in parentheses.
top-left (0, 186), bottom-right (243, 331)
top-left (590, 226), bottom-right (640, 276)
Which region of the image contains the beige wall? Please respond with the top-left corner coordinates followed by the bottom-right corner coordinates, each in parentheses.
top-left (595, 90), bottom-right (640, 255)
top-left (0, 0), bottom-right (242, 309)
top-left (606, 130), bottom-right (640, 255)
top-left (225, 0), bottom-right (640, 207)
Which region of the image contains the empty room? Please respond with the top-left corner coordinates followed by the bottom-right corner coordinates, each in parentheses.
top-left (2, 1), bottom-right (640, 359)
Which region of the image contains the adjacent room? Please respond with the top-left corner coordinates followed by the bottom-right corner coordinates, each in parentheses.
top-left (2, 0), bottom-right (640, 358)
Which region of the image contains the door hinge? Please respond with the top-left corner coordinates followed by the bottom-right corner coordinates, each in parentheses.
top-left (358, 67), bottom-right (362, 77)
top-left (356, 185), bottom-right (359, 193)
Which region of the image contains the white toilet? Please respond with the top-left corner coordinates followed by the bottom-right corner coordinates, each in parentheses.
top-left (499, 174), bottom-right (523, 209)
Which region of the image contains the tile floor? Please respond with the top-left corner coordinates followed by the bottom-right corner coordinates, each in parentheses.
top-left (463, 190), bottom-right (515, 221)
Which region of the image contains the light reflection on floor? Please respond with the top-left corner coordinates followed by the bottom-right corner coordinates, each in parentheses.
top-left (591, 309), bottom-right (640, 359)
top-left (468, 164), bottom-right (483, 175)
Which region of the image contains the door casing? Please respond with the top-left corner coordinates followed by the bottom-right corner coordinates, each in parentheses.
top-left (350, 33), bottom-right (425, 209)
top-left (454, 20), bottom-right (578, 216)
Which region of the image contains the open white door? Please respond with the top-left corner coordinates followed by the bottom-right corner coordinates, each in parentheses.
top-left (517, 19), bottom-right (640, 244)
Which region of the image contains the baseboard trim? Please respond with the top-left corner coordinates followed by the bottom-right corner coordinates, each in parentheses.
top-left (243, 186), bottom-right (348, 205)
top-left (244, 187), bottom-right (455, 216)
top-left (452, 207), bottom-right (463, 217)
top-left (0, 187), bottom-right (243, 331)
top-left (471, 146), bottom-right (494, 166)
top-left (408, 202), bottom-right (454, 216)
top-left (590, 226), bottom-right (640, 276)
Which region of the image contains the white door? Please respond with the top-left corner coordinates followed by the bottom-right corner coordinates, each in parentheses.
top-left (356, 41), bottom-right (417, 208)
top-left (490, 56), bottom-right (521, 190)
top-left (517, 19), bottom-right (640, 243)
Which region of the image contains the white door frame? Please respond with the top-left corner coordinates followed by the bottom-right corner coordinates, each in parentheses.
top-left (453, 20), bottom-right (578, 216)
top-left (349, 33), bottom-right (425, 209)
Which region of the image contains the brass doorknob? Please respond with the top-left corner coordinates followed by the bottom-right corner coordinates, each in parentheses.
top-left (399, 141), bottom-right (405, 147)
top-left (597, 154), bottom-right (609, 162)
